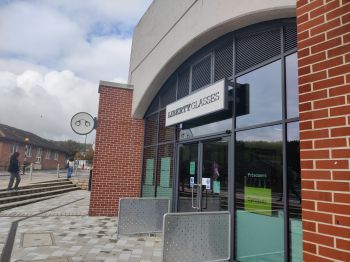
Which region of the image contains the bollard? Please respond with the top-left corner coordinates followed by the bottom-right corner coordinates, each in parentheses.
top-left (56, 163), bottom-right (60, 178)
top-left (29, 163), bottom-right (33, 180)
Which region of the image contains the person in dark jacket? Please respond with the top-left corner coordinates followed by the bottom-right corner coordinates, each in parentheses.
top-left (7, 152), bottom-right (21, 191)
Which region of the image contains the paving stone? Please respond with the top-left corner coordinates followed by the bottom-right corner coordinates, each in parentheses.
top-left (17, 256), bottom-right (72, 262)
top-left (21, 232), bottom-right (55, 248)
top-left (0, 190), bottom-right (163, 261)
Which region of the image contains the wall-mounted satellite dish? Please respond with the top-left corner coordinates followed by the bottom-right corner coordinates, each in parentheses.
top-left (71, 112), bottom-right (95, 135)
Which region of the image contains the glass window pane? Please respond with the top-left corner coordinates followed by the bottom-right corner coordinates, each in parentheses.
top-left (287, 122), bottom-right (302, 261)
top-left (180, 118), bottom-right (232, 140)
top-left (159, 110), bottom-right (176, 143)
top-left (178, 143), bottom-right (198, 212)
top-left (286, 53), bottom-right (299, 118)
top-left (236, 60), bottom-right (282, 127)
top-left (142, 147), bottom-right (157, 197)
top-left (202, 140), bottom-right (229, 211)
top-left (235, 125), bottom-right (284, 261)
top-left (156, 143), bottom-right (174, 200)
top-left (144, 113), bottom-right (158, 146)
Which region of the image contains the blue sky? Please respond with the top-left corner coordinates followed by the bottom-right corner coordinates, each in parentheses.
top-left (0, 0), bottom-right (152, 143)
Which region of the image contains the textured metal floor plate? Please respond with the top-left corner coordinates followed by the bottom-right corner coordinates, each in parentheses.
top-left (21, 232), bottom-right (55, 248)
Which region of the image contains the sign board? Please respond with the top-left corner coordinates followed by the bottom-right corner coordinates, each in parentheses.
top-left (145, 159), bottom-right (154, 185)
top-left (71, 112), bottom-right (95, 135)
top-left (190, 177), bottom-right (195, 188)
top-left (202, 178), bottom-right (211, 189)
top-left (189, 161), bottom-right (196, 175)
top-left (160, 157), bottom-right (171, 188)
top-left (165, 79), bottom-right (228, 127)
top-left (244, 186), bottom-right (272, 216)
top-left (213, 181), bottom-right (220, 193)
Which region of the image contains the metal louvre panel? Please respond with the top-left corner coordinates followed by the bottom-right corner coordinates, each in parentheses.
top-left (177, 69), bottom-right (190, 99)
top-left (236, 28), bottom-right (281, 73)
top-left (160, 76), bottom-right (177, 108)
top-left (146, 95), bottom-right (159, 115)
top-left (162, 212), bottom-right (231, 262)
top-left (117, 198), bottom-right (170, 236)
top-left (191, 55), bottom-right (212, 92)
top-left (214, 39), bottom-right (233, 82)
top-left (284, 26), bottom-right (297, 52)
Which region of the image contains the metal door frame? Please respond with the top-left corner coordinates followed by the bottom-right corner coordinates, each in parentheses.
top-left (174, 134), bottom-right (231, 212)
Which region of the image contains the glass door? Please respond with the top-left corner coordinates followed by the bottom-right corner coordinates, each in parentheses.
top-left (177, 138), bottom-right (229, 212)
top-left (177, 143), bottom-right (199, 212)
top-left (201, 139), bottom-right (229, 211)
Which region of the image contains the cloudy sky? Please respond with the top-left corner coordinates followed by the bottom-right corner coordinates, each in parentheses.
top-left (0, 0), bottom-right (152, 143)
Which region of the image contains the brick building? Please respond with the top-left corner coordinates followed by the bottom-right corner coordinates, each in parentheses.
top-left (90, 1), bottom-right (350, 261)
top-left (0, 124), bottom-right (68, 171)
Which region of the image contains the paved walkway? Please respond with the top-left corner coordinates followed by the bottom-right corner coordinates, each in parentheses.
top-left (0, 191), bottom-right (162, 262)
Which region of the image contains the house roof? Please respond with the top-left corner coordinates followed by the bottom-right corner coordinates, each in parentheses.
top-left (0, 123), bottom-right (68, 154)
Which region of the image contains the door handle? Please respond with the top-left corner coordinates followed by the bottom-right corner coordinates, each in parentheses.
top-left (191, 183), bottom-right (201, 209)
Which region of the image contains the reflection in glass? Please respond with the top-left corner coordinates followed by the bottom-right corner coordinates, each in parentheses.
top-left (180, 118), bottom-right (232, 139)
top-left (286, 53), bottom-right (299, 118)
top-left (159, 110), bottom-right (176, 142)
top-left (144, 113), bottom-right (158, 146)
top-left (235, 125), bottom-right (284, 261)
top-left (287, 122), bottom-right (302, 261)
top-left (202, 140), bottom-right (228, 211)
top-left (178, 144), bottom-right (199, 212)
top-left (236, 60), bottom-right (282, 127)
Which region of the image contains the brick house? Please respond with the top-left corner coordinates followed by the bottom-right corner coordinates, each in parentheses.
top-left (90, 1), bottom-right (350, 261)
top-left (0, 124), bottom-right (68, 171)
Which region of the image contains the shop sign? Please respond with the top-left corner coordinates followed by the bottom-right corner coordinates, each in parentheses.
top-left (165, 79), bottom-right (228, 127)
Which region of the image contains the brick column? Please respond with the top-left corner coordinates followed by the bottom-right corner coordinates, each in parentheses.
top-left (297, 0), bottom-right (350, 261)
top-left (89, 82), bottom-right (144, 216)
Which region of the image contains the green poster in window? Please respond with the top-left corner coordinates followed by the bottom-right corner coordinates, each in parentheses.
top-left (160, 157), bottom-right (171, 188)
top-left (213, 181), bottom-right (220, 193)
top-left (244, 186), bottom-right (272, 216)
top-left (190, 161), bottom-right (195, 175)
top-left (145, 159), bottom-right (154, 185)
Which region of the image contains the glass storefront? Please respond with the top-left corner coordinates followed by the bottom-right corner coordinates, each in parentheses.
top-left (141, 19), bottom-right (300, 261)
top-left (236, 125), bottom-right (284, 261)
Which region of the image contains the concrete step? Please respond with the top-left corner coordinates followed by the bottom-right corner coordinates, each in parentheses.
top-left (0, 184), bottom-right (77, 199)
top-left (0, 195), bottom-right (57, 212)
top-left (0, 180), bottom-right (72, 192)
top-left (29, 178), bottom-right (69, 184)
top-left (0, 186), bottom-right (79, 205)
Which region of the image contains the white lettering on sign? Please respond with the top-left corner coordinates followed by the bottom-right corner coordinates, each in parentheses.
top-left (165, 79), bottom-right (227, 127)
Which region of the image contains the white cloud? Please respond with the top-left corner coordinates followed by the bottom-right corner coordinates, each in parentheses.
top-left (0, 2), bottom-right (84, 60)
top-left (0, 0), bottom-right (152, 142)
top-left (61, 37), bottom-right (132, 82)
top-left (0, 58), bottom-right (49, 75)
top-left (0, 70), bottom-right (98, 142)
top-left (31, 0), bottom-right (153, 32)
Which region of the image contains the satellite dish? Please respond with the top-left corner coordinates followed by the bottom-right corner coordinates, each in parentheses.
top-left (71, 112), bottom-right (95, 135)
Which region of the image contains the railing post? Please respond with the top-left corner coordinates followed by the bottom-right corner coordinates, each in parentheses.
top-left (29, 163), bottom-right (33, 180)
top-left (57, 163), bottom-right (60, 178)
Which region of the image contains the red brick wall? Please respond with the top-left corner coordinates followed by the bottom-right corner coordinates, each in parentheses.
top-left (0, 141), bottom-right (66, 171)
top-left (297, 0), bottom-right (350, 261)
top-left (89, 84), bottom-right (144, 216)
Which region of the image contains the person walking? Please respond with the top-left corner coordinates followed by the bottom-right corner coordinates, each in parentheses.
top-left (7, 152), bottom-right (21, 191)
top-left (67, 158), bottom-right (74, 178)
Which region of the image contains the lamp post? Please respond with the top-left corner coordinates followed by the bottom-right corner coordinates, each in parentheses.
top-left (23, 137), bottom-right (29, 175)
